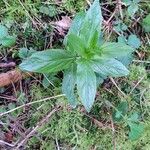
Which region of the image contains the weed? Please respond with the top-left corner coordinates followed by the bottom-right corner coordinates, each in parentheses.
top-left (20, 0), bottom-right (135, 111)
top-left (0, 0), bottom-right (150, 149)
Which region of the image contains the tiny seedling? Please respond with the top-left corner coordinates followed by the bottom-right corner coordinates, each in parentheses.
top-left (20, 0), bottom-right (135, 111)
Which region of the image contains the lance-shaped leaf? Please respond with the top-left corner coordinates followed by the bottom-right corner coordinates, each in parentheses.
top-left (64, 12), bottom-right (85, 46)
top-left (67, 12), bottom-right (85, 36)
top-left (77, 60), bottom-right (96, 111)
top-left (62, 64), bottom-right (77, 107)
top-left (80, 0), bottom-right (102, 47)
top-left (91, 58), bottom-right (129, 77)
top-left (67, 33), bottom-right (86, 56)
top-left (20, 49), bottom-right (75, 73)
top-left (100, 42), bottom-right (134, 58)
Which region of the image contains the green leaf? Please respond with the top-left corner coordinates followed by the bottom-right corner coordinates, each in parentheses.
top-left (64, 12), bottom-right (85, 45)
top-left (91, 58), bottom-right (129, 77)
top-left (112, 101), bottom-right (128, 122)
top-left (68, 12), bottom-right (85, 36)
top-left (100, 42), bottom-right (134, 58)
top-left (80, 0), bottom-right (102, 47)
top-left (62, 64), bottom-right (77, 107)
top-left (19, 48), bottom-right (36, 59)
top-left (128, 112), bottom-right (139, 122)
top-left (127, 3), bottom-right (138, 17)
top-left (128, 122), bottom-right (144, 140)
top-left (67, 33), bottom-right (86, 56)
top-left (133, 0), bottom-right (141, 3)
top-left (42, 75), bottom-right (51, 88)
top-left (39, 6), bottom-right (57, 17)
top-left (117, 36), bottom-right (134, 66)
top-left (0, 107), bottom-right (6, 113)
top-left (0, 25), bottom-right (8, 38)
top-left (42, 73), bottom-right (57, 88)
top-left (121, 23), bottom-right (128, 31)
top-left (118, 35), bottom-right (127, 44)
top-left (77, 60), bottom-right (96, 111)
top-left (142, 14), bottom-right (150, 32)
top-left (0, 36), bottom-right (16, 47)
top-left (117, 53), bottom-right (133, 66)
top-left (96, 73), bottom-right (106, 86)
top-left (122, 0), bottom-right (132, 5)
top-left (20, 49), bottom-right (75, 73)
top-left (88, 30), bottom-right (99, 49)
top-left (127, 34), bottom-right (141, 49)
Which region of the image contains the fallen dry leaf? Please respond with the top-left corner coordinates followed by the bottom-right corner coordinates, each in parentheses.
top-left (54, 16), bottom-right (71, 30)
top-left (51, 16), bottom-right (72, 36)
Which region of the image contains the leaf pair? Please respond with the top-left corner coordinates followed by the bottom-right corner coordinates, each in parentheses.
top-left (20, 0), bottom-right (135, 111)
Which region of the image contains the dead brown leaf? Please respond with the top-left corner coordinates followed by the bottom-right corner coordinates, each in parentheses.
top-left (54, 16), bottom-right (71, 30)
top-left (51, 16), bottom-right (72, 36)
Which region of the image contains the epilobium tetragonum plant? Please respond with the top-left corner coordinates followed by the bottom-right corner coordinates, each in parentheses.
top-left (20, 0), bottom-right (135, 111)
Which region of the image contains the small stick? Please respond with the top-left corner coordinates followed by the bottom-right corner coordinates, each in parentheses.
top-left (0, 94), bottom-right (65, 117)
top-left (129, 75), bottom-right (145, 95)
top-left (117, 0), bottom-right (123, 19)
top-left (133, 60), bottom-right (150, 64)
top-left (83, 113), bottom-right (112, 130)
top-left (110, 77), bottom-right (126, 97)
top-left (109, 113), bottom-right (116, 150)
top-left (0, 140), bottom-right (15, 147)
top-left (105, 8), bottom-right (117, 25)
top-left (0, 62), bottom-right (16, 68)
top-left (86, 0), bottom-right (91, 6)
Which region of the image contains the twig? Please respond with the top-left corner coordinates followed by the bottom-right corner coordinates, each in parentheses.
top-left (109, 114), bottom-right (116, 150)
top-left (117, 0), bottom-right (123, 19)
top-left (0, 140), bottom-right (15, 147)
top-left (0, 95), bottom-right (17, 101)
top-left (129, 75), bottom-right (145, 95)
top-left (0, 62), bottom-right (16, 68)
top-left (16, 106), bottom-right (61, 149)
top-left (84, 113), bottom-right (112, 130)
top-left (0, 94), bottom-right (65, 117)
top-left (86, 0), bottom-right (91, 6)
top-left (104, 0), bottom-right (123, 25)
top-left (55, 137), bottom-right (60, 150)
top-left (133, 60), bottom-right (150, 64)
top-left (105, 8), bottom-right (117, 25)
top-left (110, 77), bottom-right (126, 97)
